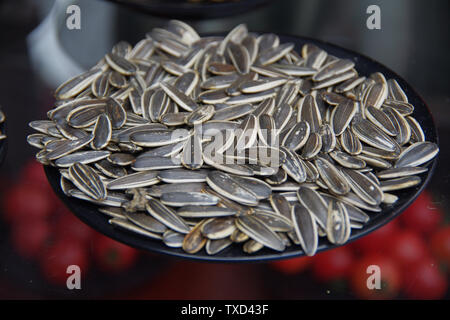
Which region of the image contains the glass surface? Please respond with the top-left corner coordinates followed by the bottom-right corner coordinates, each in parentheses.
top-left (0, 0), bottom-right (448, 299)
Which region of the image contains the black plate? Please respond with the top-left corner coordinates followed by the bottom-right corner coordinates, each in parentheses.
top-left (45, 34), bottom-right (438, 262)
top-left (103, 0), bottom-right (272, 19)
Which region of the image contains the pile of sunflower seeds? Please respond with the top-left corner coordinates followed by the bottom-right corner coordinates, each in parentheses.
top-left (27, 21), bottom-right (439, 256)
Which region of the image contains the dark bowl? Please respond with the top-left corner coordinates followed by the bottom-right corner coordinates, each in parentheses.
top-left (44, 34), bottom-right (438, 262)
top-left (103, 0), bottom-right (273, 20)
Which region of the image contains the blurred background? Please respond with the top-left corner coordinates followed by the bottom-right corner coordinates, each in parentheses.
top-left (0, 0), bottom-right (448, 299)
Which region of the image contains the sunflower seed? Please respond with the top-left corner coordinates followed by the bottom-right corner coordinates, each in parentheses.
top-left (363, 82), bottom-right (387, 109)
top-left (124, 210), bottom-right (167, 233)
top-left (130, 129), bottom-right (190, 147)
top-left (313, 59), bottom-right (354, 82)
top-left (147, 182), bottom-right (205, 198)
top-left (55, 150), bottom-right (110, 167)
top-left (258, 43), bottom-right (294, 66)
top-left (296, 186), bottom-right (328, 228)
top-left (282, 121), bottom-right (310, 151)
top-left (379, 176), bottom-right (421, 191)
top-left (281, 147), bottom-right (307, 183)
top-left (395, 142), bottom-right (439, 168)
top-left (186, 105), bottom-right (215, 126)
top-left (376, 167), bottom-right (428, 179)
top-left (203, 153), bottom-right (254, 176)
top-left (69, 162), bottom-right (106, 200)
top-left (201, 217), bottom-right (236, 239)
top-left (229, 175), bottom-right (272, 200)
top-left (109, 71), bottom-right (128, 88)
top-left (161, 191), bottom-right (219, 207)
top-left (265, 168), bottom-right (287, 185)
top-left (226, 89), bottom-right (276, 105)
top-left (257, 114), bottom-right (277, 146)
top-left (301, 132), bottom-right (322, 160)
top-left (227, 42), bottom-right (250, 74)
top-left (212, 103), bottom-right (254, 121)
top-left (314, 156), bottom-right (350, 195)
top-left (55, 68), bottom-right (102, 100)
top-left (146, 198), bottom-right (190, 233)
top-left (236, 215), bottom-right (285, 252)
top-left (132, 154), bottom-right (182, 171)
top-left (206, 238), bottom-right (233, 255)
top-left (351, 114), bottom-right (399, 152)
top-left (240, 77), bottom-right (287, 93)
top-left (202, 74), bottom-right (240, 90)
top-left (329, 150), bottom-right (366, 169)
top-left (382, 193), bottom-right (399, 204)
top-left (254, 210), bottom-right (292, 232)
top-left (182, 220), bottom-right (207, 254)
top-left (177, 205), bottom-right (237, 218)
top-left (340, 128), bottom-right (362, 155)
top-left (387, 79), bottom-right (408, 103)
top-left (383, 100), bottom-right (414, 116)
top-left (107, 171), bottom-right (159, 190)
top-left (298, 94), bottom-right (322, 133)
top-left (356, 153), bottom-right (392, 169)
top-left (341, 168), bottom-right (383, 206)
top-left (107, 153), bottom-right (135, 166)
top-left (272, 64), bottom-right (316, 77)
top-left (291, 204), bottom-right (318, 256)
top-left (319, 193), bottom-right (369, 223)
top-left (383, 107), bottom-right (411, 146)
top-left (92, 72), bottom-right (110, 98)
top-left (162, 230), bottom-right (184, 248)
top-left (406, 116), bottom-right (425, 143)
top-left (206, 171), bottom-right (258, 206)
top-left (105, 53), bottom-right (137, 75)
top-left (92, 114), bottom-right (112, 150)
top-left (46, 135), bottom-right (93, 160)
top-left (318, 124), bottom-right (336, 153)
top-left (160, 82), bottom-right (198, 112)
top-left (331, 100), bottom-right (358, 136)
top-left (326, 200), bottom-right (350, 245)
top-left (242, 239), bottom-right (264, 254)
top-left (94, 160), bottom-right (127, 179)
top-left (273, 102), bottom-right (293, 132)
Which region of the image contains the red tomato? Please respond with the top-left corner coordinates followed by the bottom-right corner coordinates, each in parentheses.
top-left (40, 238), bottom-right (89, 286)
top-left (93, 234), bottom-right (139, 273)
top-left (270, 256), bottom-right (312, 275)
top-left (350, 253), bottom-right (401, 300)
top-left (403, 258), bottom-right (447, 299)
top-left (11, 220), bottom-right (51, 259)
top-left (400, 191), bottom-right (443, 234)
top-left (312, 246), bottom-right (354, 282)
top-left (54, 210), bottom-right (95, 245)
top-left (430, 226), bottom-right (450, 268)
top-left (3, 183), bottom-right (53, 224)
top-left (352, 220), bottom-right (398, 254)
top-left (387, 230), bottom-right (429, 269)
